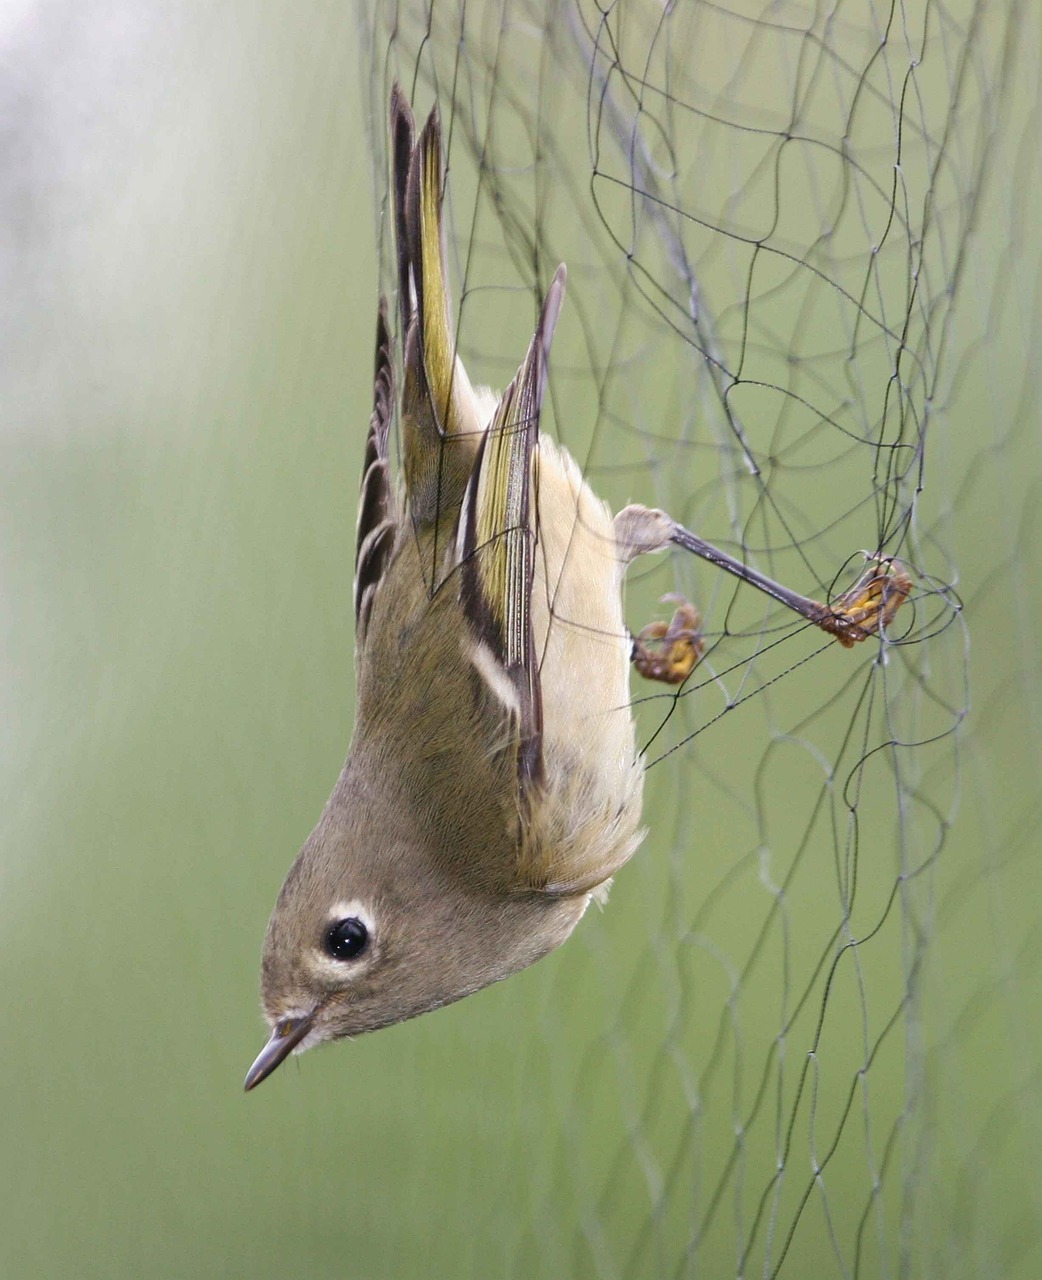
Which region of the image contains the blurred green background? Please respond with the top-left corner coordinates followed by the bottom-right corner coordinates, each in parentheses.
top-left (2, 4), bottom-right (1040, 1278)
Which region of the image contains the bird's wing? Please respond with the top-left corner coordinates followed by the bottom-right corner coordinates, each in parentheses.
top-left (457, 266), bottom-right (567, 788)
top-left (354, 301), bottom-right (398, 645)
top-left (393, 90), bottom-right (484, 528)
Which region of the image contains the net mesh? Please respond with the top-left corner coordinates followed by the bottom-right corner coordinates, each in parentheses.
top-left (357, 2), bottom-right (1041, 1275)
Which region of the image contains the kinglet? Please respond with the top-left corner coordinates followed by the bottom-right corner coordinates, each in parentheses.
top-left (244, 87), bottom-right (911, 1090)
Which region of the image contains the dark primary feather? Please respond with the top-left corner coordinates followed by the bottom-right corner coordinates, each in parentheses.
top-left (354, 301), bottom-right (397, 642)
top-left (403, 108), bottom-right (442, 427)
top-left (389, 84), bottom-right (415, 344)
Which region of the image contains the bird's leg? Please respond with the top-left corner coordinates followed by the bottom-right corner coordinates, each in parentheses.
top-left (615, 504), bottom-right (912, 683)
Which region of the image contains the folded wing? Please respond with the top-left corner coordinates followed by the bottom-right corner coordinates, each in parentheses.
top-left (458, 266), bottom-right (567, 788)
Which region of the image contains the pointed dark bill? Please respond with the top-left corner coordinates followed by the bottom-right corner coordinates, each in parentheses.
top-left (243, 1013), bottom-right (315, 1092)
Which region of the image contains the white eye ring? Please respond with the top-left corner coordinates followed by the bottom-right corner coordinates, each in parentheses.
top-left (311, 900), bottom-right (377, 976)
top-left (326, 900), bottom-right (375, 933)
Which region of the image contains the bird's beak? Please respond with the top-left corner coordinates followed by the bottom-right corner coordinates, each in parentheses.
top-left (243, 1013), bottom-right (315, 1092)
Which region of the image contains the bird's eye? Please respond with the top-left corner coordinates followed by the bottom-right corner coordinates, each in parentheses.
top-left (324, 917), bottom-right (369, 961)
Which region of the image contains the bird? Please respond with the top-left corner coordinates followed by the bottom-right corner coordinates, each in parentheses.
top-left (244, 86), bottom-right (910, 1090)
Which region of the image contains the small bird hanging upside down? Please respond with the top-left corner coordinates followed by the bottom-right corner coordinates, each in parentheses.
top-left (244, 87), bottom-right (911, 1090)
